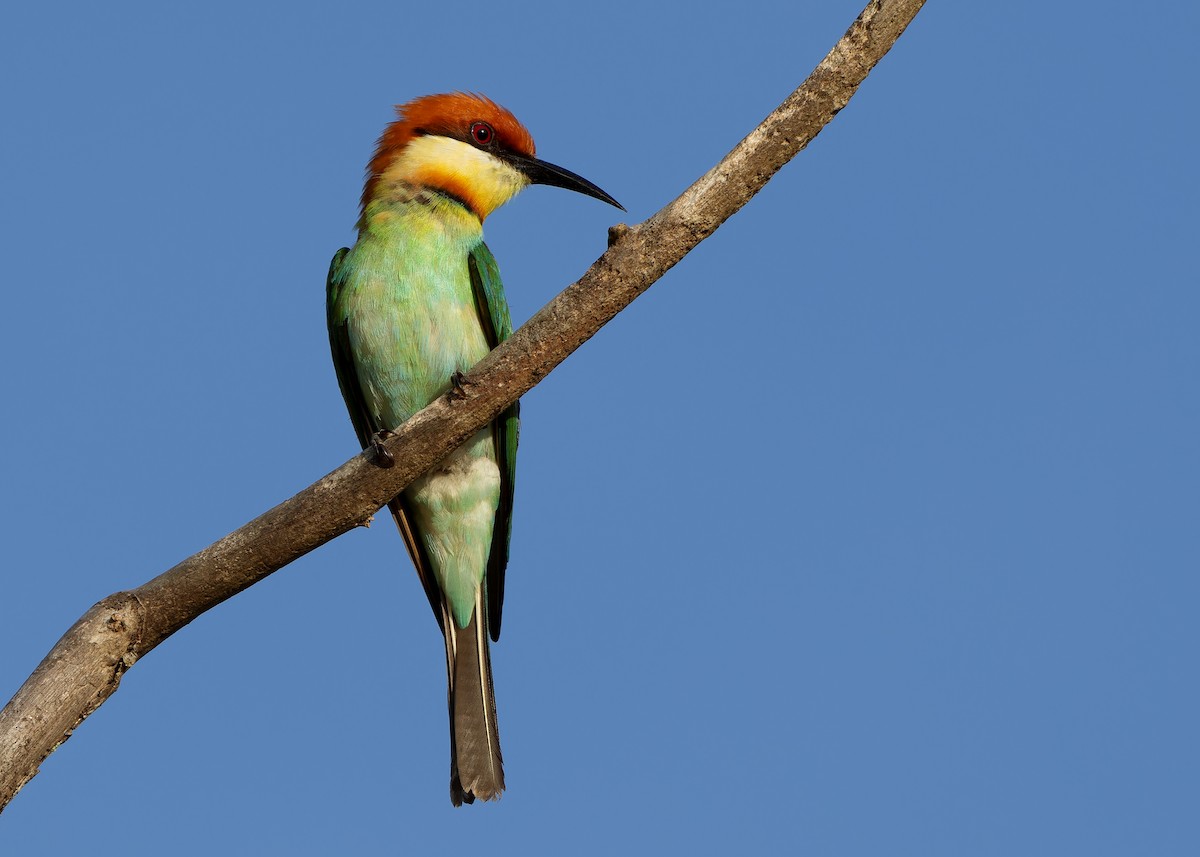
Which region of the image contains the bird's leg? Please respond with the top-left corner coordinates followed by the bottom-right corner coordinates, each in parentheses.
top-left (367, 429), bottom-right (396, 468)
top-left (448, 369), bottom-right (473, 401)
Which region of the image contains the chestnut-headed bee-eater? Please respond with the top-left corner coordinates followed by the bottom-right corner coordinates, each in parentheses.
top-left (326, 93), bottom-right (621, 805)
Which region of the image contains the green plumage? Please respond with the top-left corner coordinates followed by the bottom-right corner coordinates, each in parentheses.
top-left (467, 248), bottom-right (519, 638)
top-left (326, 193), bottom-right (516, 804)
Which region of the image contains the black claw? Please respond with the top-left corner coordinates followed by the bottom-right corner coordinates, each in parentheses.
top-left (449, 370), bottom-right (471, 401)
top-left (368, 429), bottom-right (396, 469)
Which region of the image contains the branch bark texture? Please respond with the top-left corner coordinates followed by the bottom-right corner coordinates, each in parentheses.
top-left (0, 0), bottom-right (925, 812)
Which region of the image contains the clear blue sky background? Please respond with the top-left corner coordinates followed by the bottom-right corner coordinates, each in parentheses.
top-left (2, 1), bottom-right (1196, 853)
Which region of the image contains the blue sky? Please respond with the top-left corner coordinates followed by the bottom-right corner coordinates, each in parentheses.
top-left (2, 1), bottom-right (1197, 853)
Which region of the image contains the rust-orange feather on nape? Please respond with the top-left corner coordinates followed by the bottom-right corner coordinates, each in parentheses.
top-left (360, 93), bottom-right (536, 216)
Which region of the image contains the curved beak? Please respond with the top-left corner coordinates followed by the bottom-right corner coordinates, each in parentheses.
top-left (506, 153), bottom-right (624, 211)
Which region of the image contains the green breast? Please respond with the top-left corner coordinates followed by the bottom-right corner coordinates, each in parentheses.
top-left (339, 202), bottom-right (488, 429)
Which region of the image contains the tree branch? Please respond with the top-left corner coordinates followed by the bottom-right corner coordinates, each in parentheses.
top-left (0, 0), bottom-right (925, 813)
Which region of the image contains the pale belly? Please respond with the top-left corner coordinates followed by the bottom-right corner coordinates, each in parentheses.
top-left (405, 428), bottom-right (501, 625)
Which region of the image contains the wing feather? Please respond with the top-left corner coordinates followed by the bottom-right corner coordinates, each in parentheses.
top-left (468, 243), bottom-right (519, 641)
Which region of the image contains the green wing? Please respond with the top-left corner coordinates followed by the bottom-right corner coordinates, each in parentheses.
top-left (326, 247), bottom-right (375, 448)
top-left (469, 241), bottom-right (520, 642)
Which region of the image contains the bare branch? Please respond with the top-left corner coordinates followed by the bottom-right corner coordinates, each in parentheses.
top-left (0, 0), bottom-right (925, 812)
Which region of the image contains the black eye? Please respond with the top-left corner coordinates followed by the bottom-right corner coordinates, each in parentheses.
top-left (471, 122), bottom-right (494, 145)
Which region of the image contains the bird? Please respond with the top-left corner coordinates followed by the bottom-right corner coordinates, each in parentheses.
top-left (326, 93), bottom-right (622, 805)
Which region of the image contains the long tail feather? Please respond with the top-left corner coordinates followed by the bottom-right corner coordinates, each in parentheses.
top-left (445, 592), bottom-right (504, 806)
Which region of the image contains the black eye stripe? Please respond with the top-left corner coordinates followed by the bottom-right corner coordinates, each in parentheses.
top-left (410, 124), bottom-right (498, 148)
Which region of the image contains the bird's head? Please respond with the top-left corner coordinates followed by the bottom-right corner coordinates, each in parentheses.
top-left (361, 92), bottom-right (622, 223)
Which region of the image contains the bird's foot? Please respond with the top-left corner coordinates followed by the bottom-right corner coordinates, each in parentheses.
top-left (367, 429), bottom-right (396, 469)
top-left (448, 370), bottom-right (473, 401)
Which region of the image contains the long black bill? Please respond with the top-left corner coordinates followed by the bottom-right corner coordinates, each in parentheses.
top-left (507, 153), bottom-right (625, 211)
